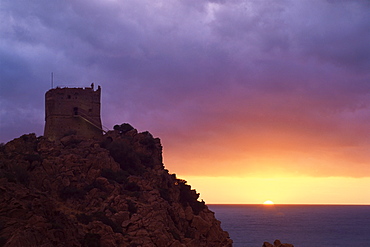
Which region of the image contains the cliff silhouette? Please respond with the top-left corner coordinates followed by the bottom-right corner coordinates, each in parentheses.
top-left (0, 124), bottom-right (233, 247)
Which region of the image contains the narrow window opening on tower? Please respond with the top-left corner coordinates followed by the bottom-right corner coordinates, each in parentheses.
top-left (68, 95), bottom-right (71, 99)
top-left (73, 107), bottom-right (78, 115)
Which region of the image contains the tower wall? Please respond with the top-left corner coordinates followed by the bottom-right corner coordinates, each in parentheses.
top-left (44, 85), bottom-right (102, 140)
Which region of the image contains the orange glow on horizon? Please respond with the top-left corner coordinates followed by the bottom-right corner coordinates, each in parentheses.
top-left (181, 176), bottom-right (370, 205)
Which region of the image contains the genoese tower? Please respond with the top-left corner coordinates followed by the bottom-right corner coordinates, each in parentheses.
top-left (44, 83), bottom-right (103, 140)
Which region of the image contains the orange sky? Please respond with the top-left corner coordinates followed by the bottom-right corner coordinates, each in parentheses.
top-left (161, 152), bottom-right (370, 204)
top-left (158, 114), bottom-right (370, 204)
top-left (183, 176), bottom-right (370, 205)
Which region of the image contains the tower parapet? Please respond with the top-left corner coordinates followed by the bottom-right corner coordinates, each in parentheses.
top-left (44, 84), bottom-right (103, 140)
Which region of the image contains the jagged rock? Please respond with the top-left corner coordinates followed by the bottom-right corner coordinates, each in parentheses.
top-left (0, 130), bottom-right (232, 247)
top-left (263, 239), bottom-right (294, 247)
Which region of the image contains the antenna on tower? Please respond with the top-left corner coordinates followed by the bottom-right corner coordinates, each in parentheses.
top-left (51, 72), bottom-right (54, 89)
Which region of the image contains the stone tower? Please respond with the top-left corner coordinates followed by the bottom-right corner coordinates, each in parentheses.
top-left (44, 84), bottom-right (103, 140)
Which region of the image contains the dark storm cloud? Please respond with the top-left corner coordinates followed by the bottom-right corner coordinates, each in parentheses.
top-left (0, 0), bottom-right (369, 177)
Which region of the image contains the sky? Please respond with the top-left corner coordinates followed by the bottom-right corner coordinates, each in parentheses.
top-left (1, 0), bottom-right (369, 204)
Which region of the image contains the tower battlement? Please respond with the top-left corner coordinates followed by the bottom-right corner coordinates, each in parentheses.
top-left (44, 84), bottom-right (103, 140)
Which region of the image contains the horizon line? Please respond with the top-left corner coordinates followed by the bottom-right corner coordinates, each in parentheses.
top-left (208, 203), bottom-right (370, 206)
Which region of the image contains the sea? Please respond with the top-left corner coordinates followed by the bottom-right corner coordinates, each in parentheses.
top-left (208, 204), bottom-right (370, 247)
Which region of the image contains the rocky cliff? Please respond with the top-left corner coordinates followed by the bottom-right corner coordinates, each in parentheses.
top-left (263, 240), bottom-right (294, 247)
top-left (0, 125), bottom-right (233, 247)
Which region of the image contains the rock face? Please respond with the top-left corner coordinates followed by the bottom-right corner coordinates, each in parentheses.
top-left (0, 127), bottom-right (232, 247)
top-left (263, 239), bottom-right (294, 247)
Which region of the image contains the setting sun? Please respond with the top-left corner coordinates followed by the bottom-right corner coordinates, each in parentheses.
top-left (263, 200), bottom-right (274, 205)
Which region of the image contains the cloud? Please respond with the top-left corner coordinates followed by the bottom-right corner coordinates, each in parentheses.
top-left (0, 0), bottom-right (369, 177)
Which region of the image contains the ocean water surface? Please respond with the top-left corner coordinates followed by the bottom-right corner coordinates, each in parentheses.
top-left (208, 204), bottom-right (370, 247)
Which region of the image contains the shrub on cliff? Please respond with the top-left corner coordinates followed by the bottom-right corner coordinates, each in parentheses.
top-left (24, 153), bottom-right (42, 164)
top-left (1, 165), bottom-right (29, 186)
top-left (76, 213), bottom-right (92, 225)
top-left (127, 200), bottom-right (137, 215)
top-left (59, 186), bottom-right (86, 200)
top-left (77, 212), bottom-right (122, 234)
top-left (113, 123), bottom-right (134, 134)
top-left (105, 139), bottom-right (144, 175)
top-left (13, 165), bottom-right (29, 186)
top-left (159, 188), bottom-right (171, 202)
top-left (139, 131), bottom-right (157, 150)
top-left (0, 237), bottom-right (7, 247)
top-left (178, 179), bottom-right (206, 215)
top-left (101, 168), bottom-right (128, 184)
top-left (82, 233), bottom-right (101, 247)
top-left (92, 212), bottom-right (123, 233)
top-left (124, 181), bottom-right (140, 192)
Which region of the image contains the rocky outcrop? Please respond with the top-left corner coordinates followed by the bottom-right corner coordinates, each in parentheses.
top-left (263, 239), bottom-right (294, 247)
top-left (0, 126), bottom-right (232, 247)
